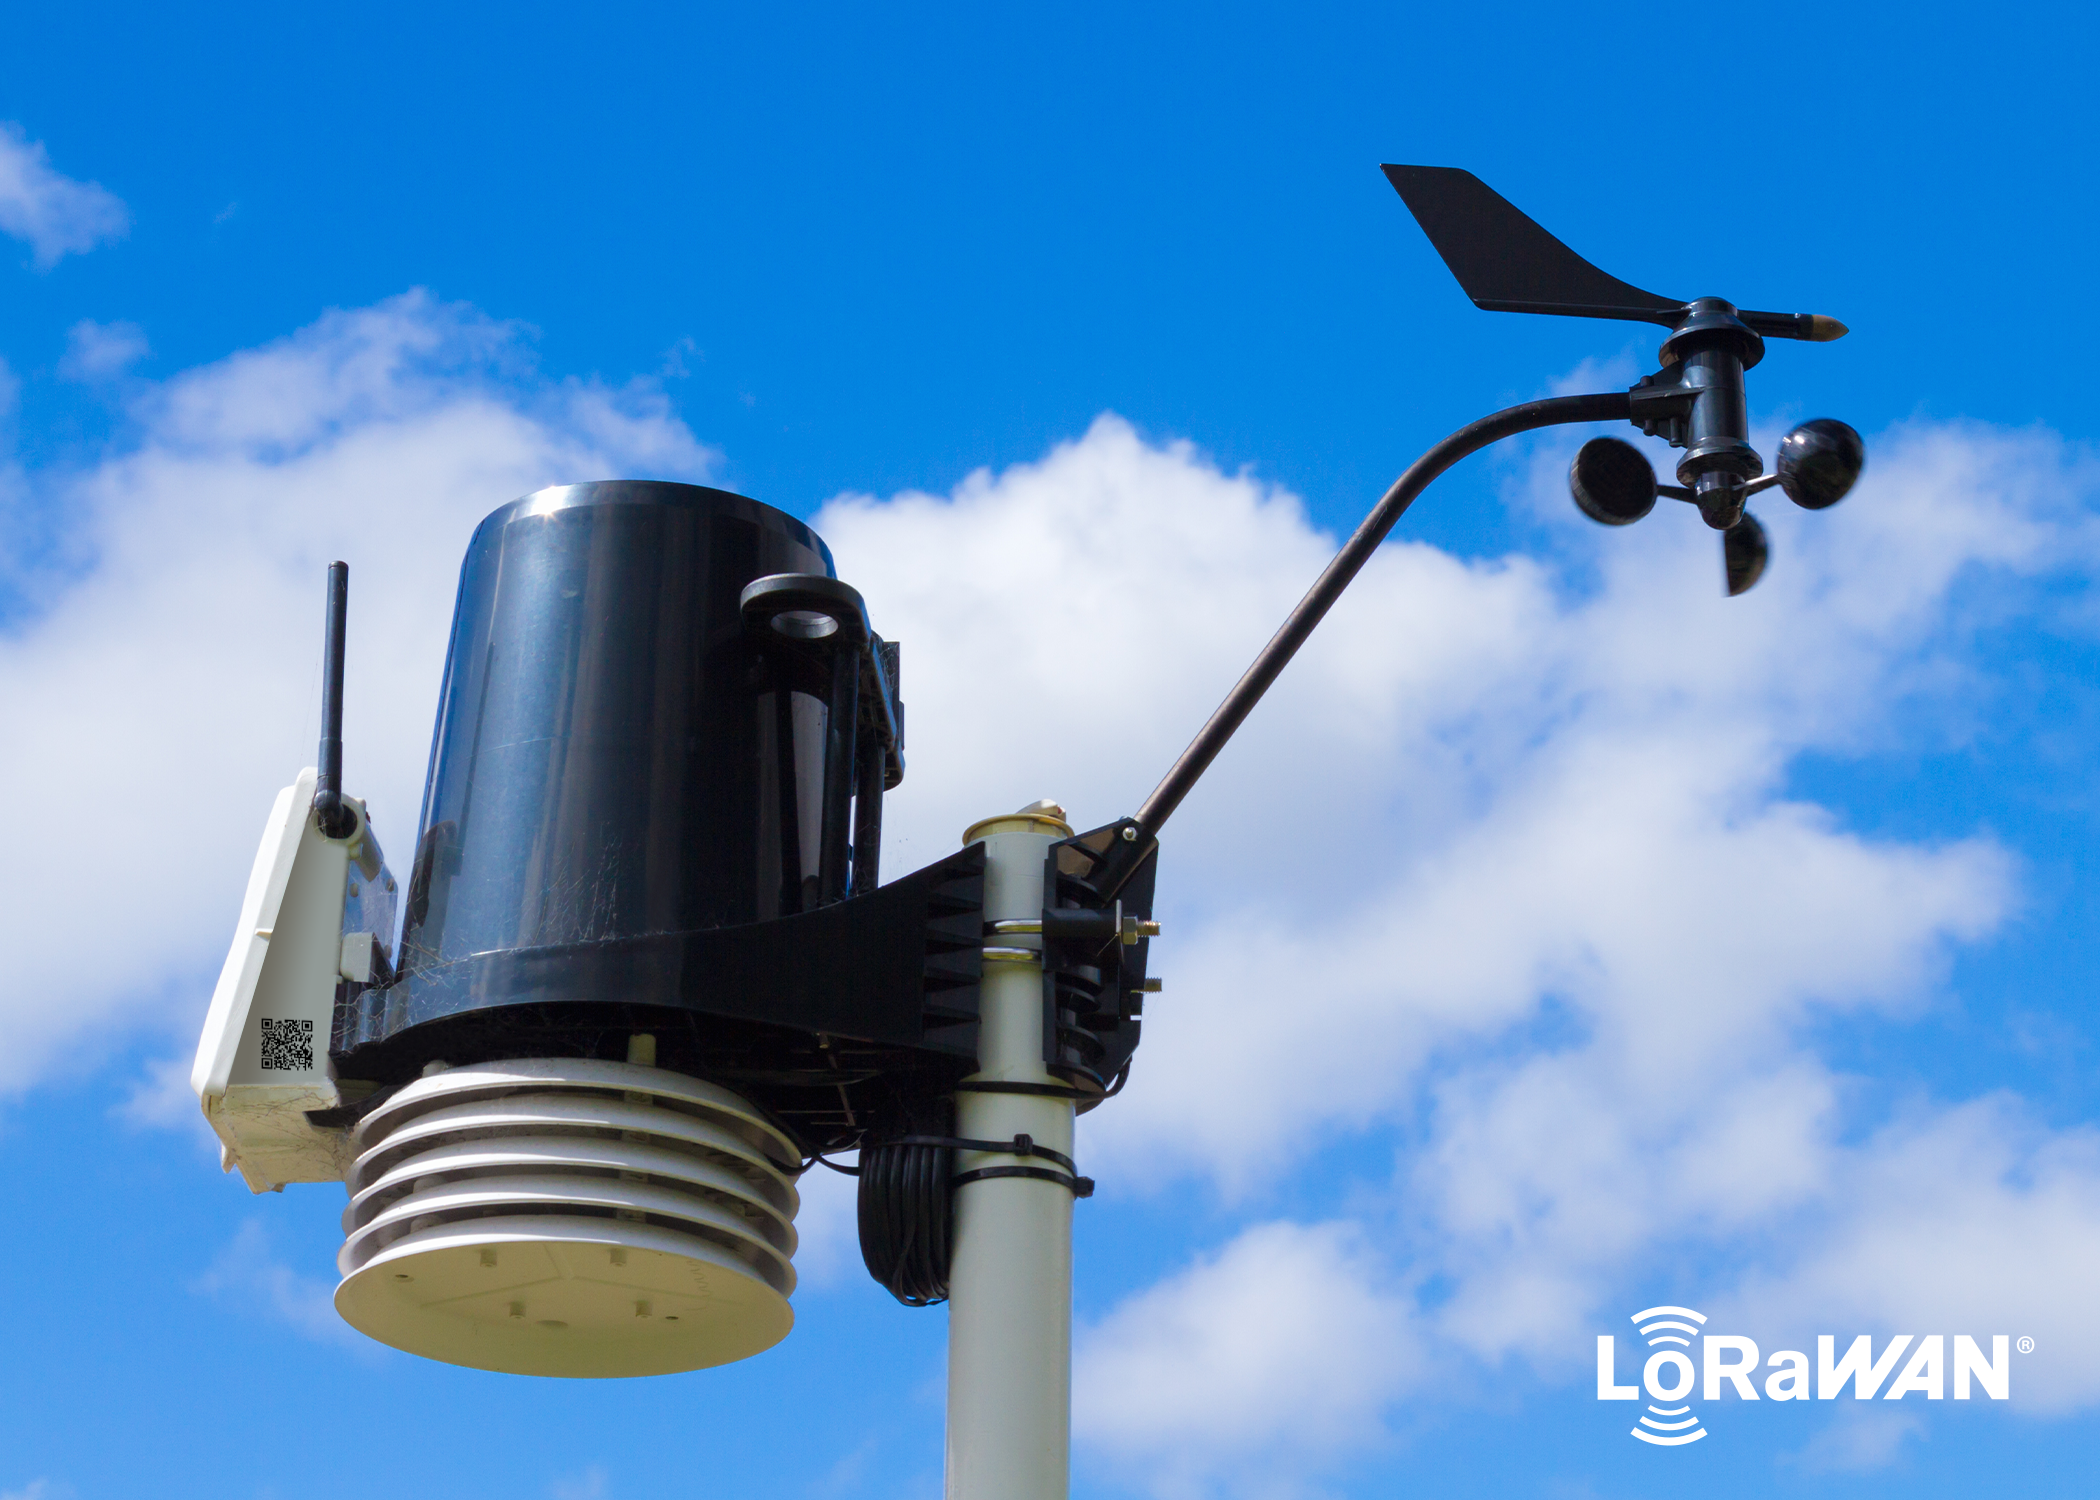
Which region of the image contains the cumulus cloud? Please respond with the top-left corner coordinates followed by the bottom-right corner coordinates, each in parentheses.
top-left (1786, 1404), bottom-right (1926, 1473)
top-left (793, 1155), bottom-right (869, 1288)
top-left (1726, 1098), bottom-right (2100, 1413)
top-left (549, 1465), bottom-right (610, 1500)
top-left (1075, 1221), bottom-right (1421, 1498)
top-left (0, 124), bottom-right (128, 267)
top-left (7, 291), bottom-right (2100, 1491)
top-left (814, 410), bottom-right (2100, 1485)
top-left (115, 1051), bottom-right (216, 1140)
top-left (0, 291), bottom-right (712, 1090)
top-left (1, 1482), bottom-right (67, 1500)
top-left (58, 319), bottom-right (149, 381)
top-left (191, 1219), bottom-right (370, 1350)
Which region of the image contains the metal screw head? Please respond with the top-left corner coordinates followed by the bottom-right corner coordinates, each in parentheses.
top-left (1121, 825), bottom-right (1138, 842)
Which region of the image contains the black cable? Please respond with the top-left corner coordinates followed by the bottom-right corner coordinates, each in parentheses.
top-left (856, 1126), bottom-right (1105, 1302)
top-left (858, 1134), bottom-right (953, 1305)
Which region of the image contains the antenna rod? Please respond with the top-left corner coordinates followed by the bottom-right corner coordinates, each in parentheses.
top-left (314, 561), bottom-right (354, 837)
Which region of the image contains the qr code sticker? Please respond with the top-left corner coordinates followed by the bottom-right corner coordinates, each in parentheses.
top-left (259, 1017), bottom-right (314, 1072)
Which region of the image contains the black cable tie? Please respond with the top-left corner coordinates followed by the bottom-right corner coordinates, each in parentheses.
top-left (950, 1165), bottom-right (1095, 1198)
top-left (883, 1132), bottom-right (1080, 1177)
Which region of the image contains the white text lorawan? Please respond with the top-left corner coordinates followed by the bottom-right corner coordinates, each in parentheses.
top-left (1597, 1332), bottom-right (2013, 1403)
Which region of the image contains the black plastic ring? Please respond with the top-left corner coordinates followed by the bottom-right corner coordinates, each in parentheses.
top-left (953, 1080), bottom-right (1095, 1101)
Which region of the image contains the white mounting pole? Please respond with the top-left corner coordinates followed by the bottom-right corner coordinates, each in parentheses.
top-left (946, 804), bottom-right (1076, 1500)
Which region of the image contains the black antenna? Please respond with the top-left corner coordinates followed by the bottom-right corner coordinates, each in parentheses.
top-left (313, 561), bottom-right (355, 838)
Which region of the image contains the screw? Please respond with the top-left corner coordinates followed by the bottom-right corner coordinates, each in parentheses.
top-left (1119, 915), bottom-right (1162, 944)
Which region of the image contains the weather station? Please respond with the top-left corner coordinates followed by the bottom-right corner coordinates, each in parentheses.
top-left (189, 166), bottom-right (1864, 1499)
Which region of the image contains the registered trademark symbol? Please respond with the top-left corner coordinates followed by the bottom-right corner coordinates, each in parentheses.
top-left (2018, 1336), bottom-right (2035, 1354)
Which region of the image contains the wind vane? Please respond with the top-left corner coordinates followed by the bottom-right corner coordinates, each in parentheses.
top-left (1384, 164), bottom-right (1863, 595)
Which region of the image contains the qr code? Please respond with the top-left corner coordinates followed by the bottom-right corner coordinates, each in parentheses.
top-left (259, 1017), bottom-right (314, 1072)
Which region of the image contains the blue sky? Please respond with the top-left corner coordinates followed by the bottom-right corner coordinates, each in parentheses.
top-left (3, 4), bottom-right (2099, 1497)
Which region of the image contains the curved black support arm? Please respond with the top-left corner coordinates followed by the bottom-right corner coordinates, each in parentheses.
top-left (1089, 390), bottom-right (1632, 896)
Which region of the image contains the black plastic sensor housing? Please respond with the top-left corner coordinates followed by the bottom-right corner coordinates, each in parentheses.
top-left (327, 481), bottom-right (1154, 1163)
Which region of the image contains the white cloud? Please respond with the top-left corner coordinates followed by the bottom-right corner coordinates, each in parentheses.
top-left (0, 124), bottom-right (128, 267)
top-left (1724, 1098), bottom-right (2100, 1413)
top-left (793, 1155), bottom-right (868, 1289)
top-left (824, 412), bottom-right (2049, 1185)
top-left (549, 1466), bottom-right (609, 1500)
top-left (1787, 1405), bottom-right (1926, 1473)
top-left (1075, 1221), bottom-right (1421, 1498)
top-left (8, 292), bottom-right (2100, 1485)
top-left (0, 290), bottom-right (712, 1091)
top-left (815, 409), bottom-right (2100, 1480)
top-left (115, 1051), bottom-right (217, 1145)
top-left (191, 1219), bottom-right (370, 1350)
top-left (1, 1481), bottom-right (66, 1500)
top-left (810, 1437), bottom-right (881, 1497)
top-left (59, 319), bottom-right (149, 381)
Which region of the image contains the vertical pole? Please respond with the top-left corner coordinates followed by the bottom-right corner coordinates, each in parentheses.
top-left (947, 805), bottom-right (1076, 1500)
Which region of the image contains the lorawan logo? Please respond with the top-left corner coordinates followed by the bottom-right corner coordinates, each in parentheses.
top-left (1597, 1305), bottom-right (2019, 1445)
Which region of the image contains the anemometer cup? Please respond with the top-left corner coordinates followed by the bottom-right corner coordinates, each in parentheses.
top-left (1776, 419), bottom-right (1865, 510)
top-left (1570, 437), bottom-right (1658, 526)
top-left (1724, 514), bottom-right (1769, 596)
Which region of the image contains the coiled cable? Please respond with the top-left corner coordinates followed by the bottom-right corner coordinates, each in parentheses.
top-left (858, 1134), bottom-right (953, 1305)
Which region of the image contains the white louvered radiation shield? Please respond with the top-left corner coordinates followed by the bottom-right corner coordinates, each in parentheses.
top-left (334, 1058), bottom-right (800, 1377)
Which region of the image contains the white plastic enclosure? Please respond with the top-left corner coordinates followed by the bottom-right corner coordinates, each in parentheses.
top-left (192, 767), bottom-right (390, 1191)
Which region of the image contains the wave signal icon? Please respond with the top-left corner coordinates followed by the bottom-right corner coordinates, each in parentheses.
top-left (1629, 1305), bottom-right (1708, 1446)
